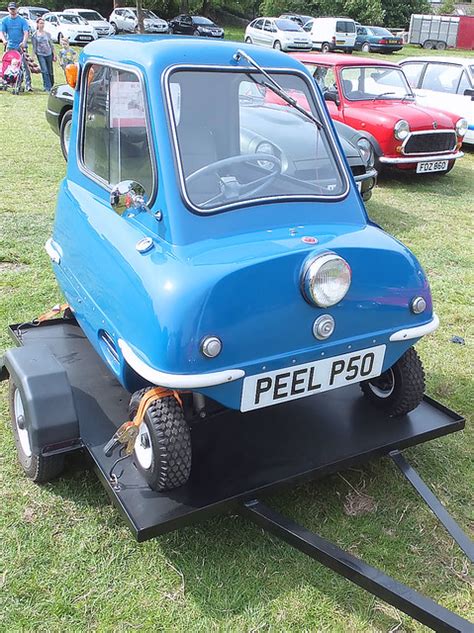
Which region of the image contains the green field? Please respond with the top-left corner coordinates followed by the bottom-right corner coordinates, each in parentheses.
top-left (0, 40), bottom-right (473, 632)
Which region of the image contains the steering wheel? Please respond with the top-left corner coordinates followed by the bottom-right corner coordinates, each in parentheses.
top-left (185, 153), bottom-right (282, 208)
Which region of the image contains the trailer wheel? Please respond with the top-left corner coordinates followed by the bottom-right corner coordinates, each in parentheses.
top-left (8, 380), bottom-right (65, 482)
top-left (129, 389), bottom-right (192, 491)
top-left (435, 41), bottom-right (446, 50)
top-left (360, 347), bottom-right (425, 417)
top-left (422, 40), bottom-right (434, 49)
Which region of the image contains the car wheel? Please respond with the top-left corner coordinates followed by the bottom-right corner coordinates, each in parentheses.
top-left (273, 40), bottom-right (282, 50)
top-left (193, 29), bottom-right (200, 36)
top-left (111, 22), bottom-right (118, 34)
top-left (360, 347), bottom-right (425, 417)
top-left (245, 36), bottom-right (252, 44)
top-left (361, 42), bottom-right (370, 53)
top-left (8, 380), bottom-right (65, 482)
top-left (130, 388), bottom-right (192, 492)
top-left (57, 32), bottom-right (63, 44)
top-left (59, 109), bottom-right (73, 162)
top-left (321, 42), bottom-right (330, 53)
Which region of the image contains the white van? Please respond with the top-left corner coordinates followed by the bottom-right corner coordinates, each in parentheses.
top-left (303, 17), bottom-right (357, 53)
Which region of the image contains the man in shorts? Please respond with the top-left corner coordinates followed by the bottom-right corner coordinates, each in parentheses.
top-left (0, 1), bottom-right (32, 91)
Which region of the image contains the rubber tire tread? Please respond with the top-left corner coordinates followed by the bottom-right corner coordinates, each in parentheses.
top-left (60, 109), bottom-right (72, 162)
top-left (8, 381), bottom-right (65, 483)
top-left (130, 388), bottom-right (192, 491)
top-left (360, 347), bottom-right (425, 417)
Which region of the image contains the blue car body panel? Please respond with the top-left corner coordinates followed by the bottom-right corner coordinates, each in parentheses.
top-left (50, 36), bottom-right (434, 410)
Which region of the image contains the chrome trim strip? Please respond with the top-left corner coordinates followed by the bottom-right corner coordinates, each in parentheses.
top-left (118, 339), bottom-right (246, 388)
top-left (162, 62), bottom-right (351, 215)
top-left (380, 152), bottom-right (463, 164)
top-left (353, 167), bottom-right (377, 182)
top-left (46, 108), bottom-right (60, 117)
top-left (401, 129), bottom-right (457, 156)
top-left (389, 314), bottom-right (439, 342)
top-left (44, 238), bottom-right (62, 264)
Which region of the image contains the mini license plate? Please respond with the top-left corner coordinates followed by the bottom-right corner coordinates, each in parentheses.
top-left (416, 160), bottom-right (448, 173)
top-left (240, 345), bottom-right (386, 412)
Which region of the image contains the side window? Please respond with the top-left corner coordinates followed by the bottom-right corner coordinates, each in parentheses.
top-left (402, 62), bottom-right (424, 88)
top-left (253, 19), bottom-right (263, 30)
top-left (314, 65), bottom-right (337, 92)
top-left (82, 64), bottom-right (154, 197)
top-left (303, 20), bottom-right (313, 32)
top-left (264, 20), bottom-right (273, 32)
top-left (422, 63), bottom-right (462, 93)
top-left (457, 70), bottom-right (470, 95)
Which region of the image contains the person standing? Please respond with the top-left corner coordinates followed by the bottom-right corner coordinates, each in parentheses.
top-left (31, 18), bottom-right (56, 92)
top-left (0, 1), bottom-right (32, 91)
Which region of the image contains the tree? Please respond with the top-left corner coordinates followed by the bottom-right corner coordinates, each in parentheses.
top-left (381, 0), bottom-right (431, 28)
top-left (438, 0), bottom-right (455, 14)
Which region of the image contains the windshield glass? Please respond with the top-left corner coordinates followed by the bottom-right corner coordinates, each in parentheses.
top-left (31, 8), bottom-right (47, 18)
top-left (341, 66), bottom-right (413, 100)
top-left (167, 70), bottom-right (346, 213)
top-left (78, 10), bottom-right (102, 20)
top-left (193, 16), bottom-right (213, 25)
top-left (275, 19), bottom-right (302, 31)
top-left (59, 14), bottom-right (84, 24)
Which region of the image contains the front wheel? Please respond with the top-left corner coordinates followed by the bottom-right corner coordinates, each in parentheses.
top-left (111, 22), bottom-right (118, 34)
top-left (273, 40), bottom-right (282, 50)
top-left (59, 109), bottom-right (72, 161)
top-left (360, 347), bottom-right (425, 417)
top-left (245, 36), bottom-right (252, 44)
top-left (8, 380), bottom-right (65, 482)
top-left (321, 42), bottom-right (330, 53)
top-left (361, 42), bottom-right (370, 53)
top-left (130, 388), bottom-right (192, 491)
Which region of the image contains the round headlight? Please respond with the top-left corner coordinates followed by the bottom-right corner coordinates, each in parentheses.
top-left (256, 141), bottom-right (277, 170)
top-left (455, 118), bottom-right (468, 137)
top-left (356, 138), bottom-right (374, 167)
top-left (302, 253), bottom-right (351, 307)
top-left (394, 119), bottom-right (410, 141)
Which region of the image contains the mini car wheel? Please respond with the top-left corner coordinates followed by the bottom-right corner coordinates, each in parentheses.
top-left (273, 40), bottom-right (282, 50)
top-left (60, 109), bottom-right (73, 161)
top-left (8, 380), bottom-right (65, 482)
top-left (360, 347), bottom-right (425, 417)
top-left (129, 388), bottom-right (192, 492)
top-left (321, 42), bottom-right (331, 53)
top-left (361, 42), bottom-right (371, 53)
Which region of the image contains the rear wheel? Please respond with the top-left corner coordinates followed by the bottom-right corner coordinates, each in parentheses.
top-left (436, 41), bottom-right (446, 50)
top-left (129, 388), bottom-right (192, 492)
top-left (361, 42), bottom-right (370, 53)
top-left (60, 109), bottom-right (73, 161)
top-left (245, 36), bottom-right (252, 44)
top-left (111, 22), bottom-right (118, 34)
top-left (423, 40), bottom-right (434, 49)
top-left (273, 40), bottom-right (282, 50)
top-left (8, 380), bottom-right (65, 482)
top-left (360, 347), bottom-right (425, 417)
top-left (321, 42), bottom-right (330, 53)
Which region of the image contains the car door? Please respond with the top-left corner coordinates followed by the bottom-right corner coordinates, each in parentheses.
top-left (250, 18), bottom-right (264, 44)
top-left (262, 19), bottom-right (275, 47)
top-left (182, 16), bottom-right (193, 34)
top-left (123, 9), bottom-right (136, 32)
top-left (415, 62), bottom-right (472, 120)
top-left (303, 19), bottom-right (315, 46)
top-left (44, 15), bottom-right (58, 41)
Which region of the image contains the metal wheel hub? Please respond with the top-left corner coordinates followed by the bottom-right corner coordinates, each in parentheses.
top-left (368, 368), bottom-right (395, 399)
top-left (134, 422), bottom-right (153, 470)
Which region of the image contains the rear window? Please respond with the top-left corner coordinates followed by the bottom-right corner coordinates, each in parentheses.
top-left (370, 27), bottom-right (393, 37)
top-left (336, 21), bottom-right (355, 33)
top-left (275, 19), bottom-right (302, 31)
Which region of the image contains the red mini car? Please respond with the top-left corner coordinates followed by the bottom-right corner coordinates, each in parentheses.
top-left (290, 53), bottom-right (467, 175)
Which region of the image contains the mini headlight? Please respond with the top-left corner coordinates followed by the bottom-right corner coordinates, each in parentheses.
top-left (455, 118), bottom-right (468, 137)
top-left (302, 253), bottom-right (351, 307)
top-left (394, 120), bottom-right (410, 141)
top-left (356, 138), bottom-right (374, 167)
top-left (256, 141), bottom-right (277, 170)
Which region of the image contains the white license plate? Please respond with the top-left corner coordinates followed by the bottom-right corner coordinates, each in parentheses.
top-left (240, 345), bottom-right (386, 412)
top-left (416, 160), bottom-right (448, 173)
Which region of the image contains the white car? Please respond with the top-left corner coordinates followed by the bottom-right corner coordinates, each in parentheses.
top-left (17, 6), bottom-right (48, 31)
top-left (64, 9), bottom-right (113, 38)
top-left (245, 17), bottom-right (312, 52)
top-left (303, 17), bottom-right (357, 53)
top-left (108, 8), bottom-right (168, 34)
top-left (400, 56), bottom-right (474, 145)
top-left (43, 12), bottom-right (97, 44)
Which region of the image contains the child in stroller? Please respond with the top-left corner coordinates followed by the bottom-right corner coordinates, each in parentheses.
top-left (1, 49), bottom-right (23, 93)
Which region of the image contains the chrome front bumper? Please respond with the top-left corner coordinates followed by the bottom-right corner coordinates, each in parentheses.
top-left (380, 152), bottom-right (463, 165)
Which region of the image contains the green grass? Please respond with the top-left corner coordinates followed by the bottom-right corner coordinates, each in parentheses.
top-left (0, 45), bottom-right (473, 632)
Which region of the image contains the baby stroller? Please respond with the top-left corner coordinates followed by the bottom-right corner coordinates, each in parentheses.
top-left (0, 49), bottom-right (24, 94)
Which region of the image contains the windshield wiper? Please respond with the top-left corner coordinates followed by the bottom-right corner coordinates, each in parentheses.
top-left (233, 48), bottom-right (323, 129)
top-left (401, 92), bottom-right (415, 102)
top-left (371, 91), bottom-right (396, 101)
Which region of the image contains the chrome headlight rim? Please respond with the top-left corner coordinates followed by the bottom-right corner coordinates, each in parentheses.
top-left (394, 119), bottom-right (410, 141)
top-left (356, 137), bottom-right (374, 168)
top-left (455, 117), bottom-right (468, 137)
top-left (302, 252), bottom-right (352, 308)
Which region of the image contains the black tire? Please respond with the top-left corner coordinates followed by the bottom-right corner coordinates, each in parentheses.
top-left (59, 109), bottom-right (73, 161)
top-left (111, 22), bottom-right (118, 34)
top-left (129, 388), bottom-right (192, 491)
top-left (193, 29), bottom-right (200, 36)
top-left (360, 347), bottom-right (425, 417)
top-left (8, 380), bottom-right (65, 482)
top-left (245, 36), bottom-right (252, 44)
top-left (423, 40), bottom-right (434, 50)
top-left (321, 42), bottom-right (330, 53)
top-left (436, 41), bottom-right (446, 51)
top-left (345, 48), bottom-right (353, 54)
top-left (361, 42), bottom-right (370, 53)
top-left (273, 40), bottom-right (282, 50)
top-left (57, 32), bottom-right (63, 44)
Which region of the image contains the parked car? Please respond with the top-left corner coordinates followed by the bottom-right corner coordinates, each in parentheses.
top-left (279, 13), bottom-right (313, 28)
top-left (355, 26), bottom-right (403, 54)
top-left (36, 37), bottom-right (438, 491)
top-left (17, 6), bottom-right (48, 31)
top-left (108, 8), bottom-right (168, 34)
top-left (43, 12), bottom-right (97, 44)
top-left (64, 8), bottom-right (113, 38)
top-left (400, 56), bottom-right (474, 145)
top-left (45, 82), bottom-right (377, 201)
top-left (245, 17), bottom-right (312, 52)
top-left (0, 10), bottom-right (8, 21)
top-left (168, 15), bottom-right (224, 38)
top-left (291, 52), bottom-right (466, 174)
top-left (303, 17), bottom-right (357, 53)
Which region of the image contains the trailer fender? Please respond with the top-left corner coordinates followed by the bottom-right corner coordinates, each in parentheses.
top-left (2, 344), bottom-right (80, 456)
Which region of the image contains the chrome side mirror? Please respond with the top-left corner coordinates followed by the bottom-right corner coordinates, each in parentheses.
top-left (110, 180), bottom-right (147, 217)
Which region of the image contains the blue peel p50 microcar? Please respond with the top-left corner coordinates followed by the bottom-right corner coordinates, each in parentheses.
top-left (42, 37), bottom-right (438, 491)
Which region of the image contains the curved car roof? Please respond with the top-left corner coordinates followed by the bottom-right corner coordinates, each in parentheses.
top-left (401, 56), bottom-right (473, 68)
top-left (81, 36), bottom-right (315, 74)
top-left (291, 52), bottom-right (400, 68)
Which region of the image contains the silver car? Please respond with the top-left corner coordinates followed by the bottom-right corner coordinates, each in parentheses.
top-left (108, 7), bottom-right (168, 34)
top-left (245, 17), bottom-right (312, 52)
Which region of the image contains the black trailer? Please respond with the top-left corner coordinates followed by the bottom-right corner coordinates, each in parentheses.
top-left (1, 317), bottom-right (473, 632)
